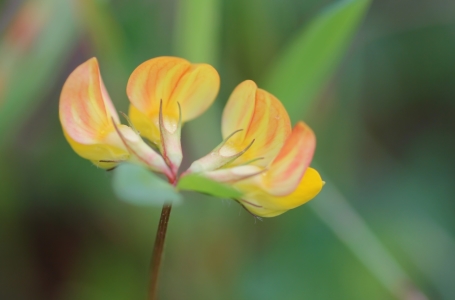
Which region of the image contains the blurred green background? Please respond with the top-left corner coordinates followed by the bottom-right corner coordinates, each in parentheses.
top-left (1, 0), bottom-right (454, 299)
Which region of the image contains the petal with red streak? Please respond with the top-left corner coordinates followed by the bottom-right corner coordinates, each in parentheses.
top-left (221, 80), bottom-right (257, 142)
top-left (169, 63), bottom-right (220, 121)
top-left (262, 121), bottom-right (316, 196)
top-left (127, 56), bottom-right (219, 143)
top-left (221, 82), bottom-right (291, 167)
top-left (127, 57), bottom-right (190, 121)
top-left (59, 57), bottom-right (119, 144)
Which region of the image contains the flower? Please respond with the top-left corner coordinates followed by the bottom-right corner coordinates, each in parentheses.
top-left (60, 57), bottom-right (220, 181)
top-left (60, 57), bottom-right (322, 217)
top-left (127, 57), bottom-right (220, 175)
top-left (60, 58), bottom-right (171, 179)
top-left (184, 80), bottom-right (324, 217)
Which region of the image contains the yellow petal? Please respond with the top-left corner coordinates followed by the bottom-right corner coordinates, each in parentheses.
top-left (59, 58), bottom-right (128, 167)
top-left (127, 57), bottom-right (220, 143)
top-left (59, 57), bottom-right (119, 144)
top-left (128, 104), bottom-right (161, 145)
top-left (221, 81), bottom-right (291, 167)
top-left (273, 167), bottom-right (323, 209)
top-left (169, 63), bottom-right (220, 121)
top-left (238, 168), bottom-right (323, 217)
top-left (262, 122), bottom-right (316, 196)
top-left (221, 80), bottom-right (257, 142)
top-left (63, 128), bottom-right (128, 169)
top-left (127, 57), bottom-right (189, 123)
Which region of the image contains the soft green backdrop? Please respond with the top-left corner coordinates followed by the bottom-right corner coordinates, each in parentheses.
top-left (0, 0), bottom-right (454, 299)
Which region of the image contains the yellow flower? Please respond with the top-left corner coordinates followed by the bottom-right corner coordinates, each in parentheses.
top-left (59, 58), bottom-right (171, 178)
top-left (184, 80), bottom-right (324, 217)
top-left (127, 57), bottom-right (220, 175)
top-left (60, 57), bottom-right (322, 217)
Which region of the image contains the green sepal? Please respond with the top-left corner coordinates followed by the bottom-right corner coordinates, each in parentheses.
top-left (113, 163), bottom-right (182, 206)
top-left (177, 173), bottom-right (243, 199)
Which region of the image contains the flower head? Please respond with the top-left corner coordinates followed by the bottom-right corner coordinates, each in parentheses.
top-left (60, 57), bottom-right (322, 217)
top-left (127, 57), bottom-right (220, 175)
top-left (59, 58), bottom-right (171, 178)
top-left (183, 80), bottom-right (324, 217)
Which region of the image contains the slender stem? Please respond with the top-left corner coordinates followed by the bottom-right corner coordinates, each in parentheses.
top-left (148, 203), bottom-right (172, 300)
top-left (310, 172), bottom-right (428, 300)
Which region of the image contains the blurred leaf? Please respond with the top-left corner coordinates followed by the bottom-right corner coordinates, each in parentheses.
top-left (173, 0), bottom-right (221, 65)
top-left (310, 177), bottom-right (415, 299)
top-left (76, 0), bottom-right (130, 66)
top-left (388, 217), bottom-right (455, 299)
top-left (113, 163), bottom-right (182, 206)
top-left (75, 0), bottom-right (131, 112)
top-left (264, 0), bottom-right (371, 121)
top-left (0, 0), bottom-right (78, 147)
top-left (173, 0), bottom-right (223, 159)
top-left (178, 174), bottom-right (242, 199)
top-left (261, 1), bottom-right (428, 297)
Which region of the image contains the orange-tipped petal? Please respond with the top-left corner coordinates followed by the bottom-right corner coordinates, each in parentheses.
top-left (63, 129), bottom-right (128, 168)
top-left (169, 63), bottom-right (220, 121)
top-left (127, 57), bottom-right (220, 145)
top-left (60, 57), bottom-right (119, 144)
top-left (59, 58), bottom-right (128, 167)
top-left (238, 167), bottom-right (323, 217)
top-left (221, 81), bottom-right (291, 167)
top-left (127, 57), bottom-right (189, 122)
top-left (221, 80), bottom-right (257, 142)
top-left (262, 121), bottom-right (316, 196)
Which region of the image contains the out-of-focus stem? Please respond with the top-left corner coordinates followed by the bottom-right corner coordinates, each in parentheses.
top-left (148, 204), bottom-right (172, 300)
top-left (310, 175), bottom-right (428, 300)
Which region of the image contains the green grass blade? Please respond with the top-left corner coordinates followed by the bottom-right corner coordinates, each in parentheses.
top-left (264, 0), bottom-right (371, 121)
top-left (0, 0), bottom-right (78, 146)
top-left (173, 0), bottom-right (223, 158)
top-left (310, 179), bottom-right (428, 299)
top-left (173, 0), bottom-right (221, 65)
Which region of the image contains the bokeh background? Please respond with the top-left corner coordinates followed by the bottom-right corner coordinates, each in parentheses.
top-left (1, 0), bottom-right (454, 299)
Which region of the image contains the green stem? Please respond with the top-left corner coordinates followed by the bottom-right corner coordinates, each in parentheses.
top-left (148, 204), bottom-right (172, 300)
top-left (310, 176), bottom-right (428, 300)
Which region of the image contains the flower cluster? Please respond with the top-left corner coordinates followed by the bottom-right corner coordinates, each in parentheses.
top-left (60, 57), bottom-right (323, 217)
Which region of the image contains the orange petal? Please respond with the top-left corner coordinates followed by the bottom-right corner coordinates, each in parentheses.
top-left (59, 58), bottom-right (130, 167)
top-left (63, 129), bottom-right (128, 168)
top-left (238, 167), bottom-right (323, 217)
top-left (262, 122), bottom-right (316, 196)
top-left (221, 80), bottom-right (257, 142)
top-left (222, 81), bottom-right (291, 167)
top-left (127, 57), bottom-right (220, 143)
top-left (168, 63), bottom-right (220, 121)
top-left (128, 104), bottom-right (161, 145)
top-left (59, 57), bottom-right (119, 144)
top-left (127, 57), bottom-right (190, 122)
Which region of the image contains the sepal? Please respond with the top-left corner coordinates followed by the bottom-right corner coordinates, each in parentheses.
top-left (112, 120), bottom-right (173, 180)
top-left (202, 165), bottom-right (265, 183)
top-left (159, 100), bottom-right (182, 178)
top-left (184, 129), bottom-right (255, 174)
